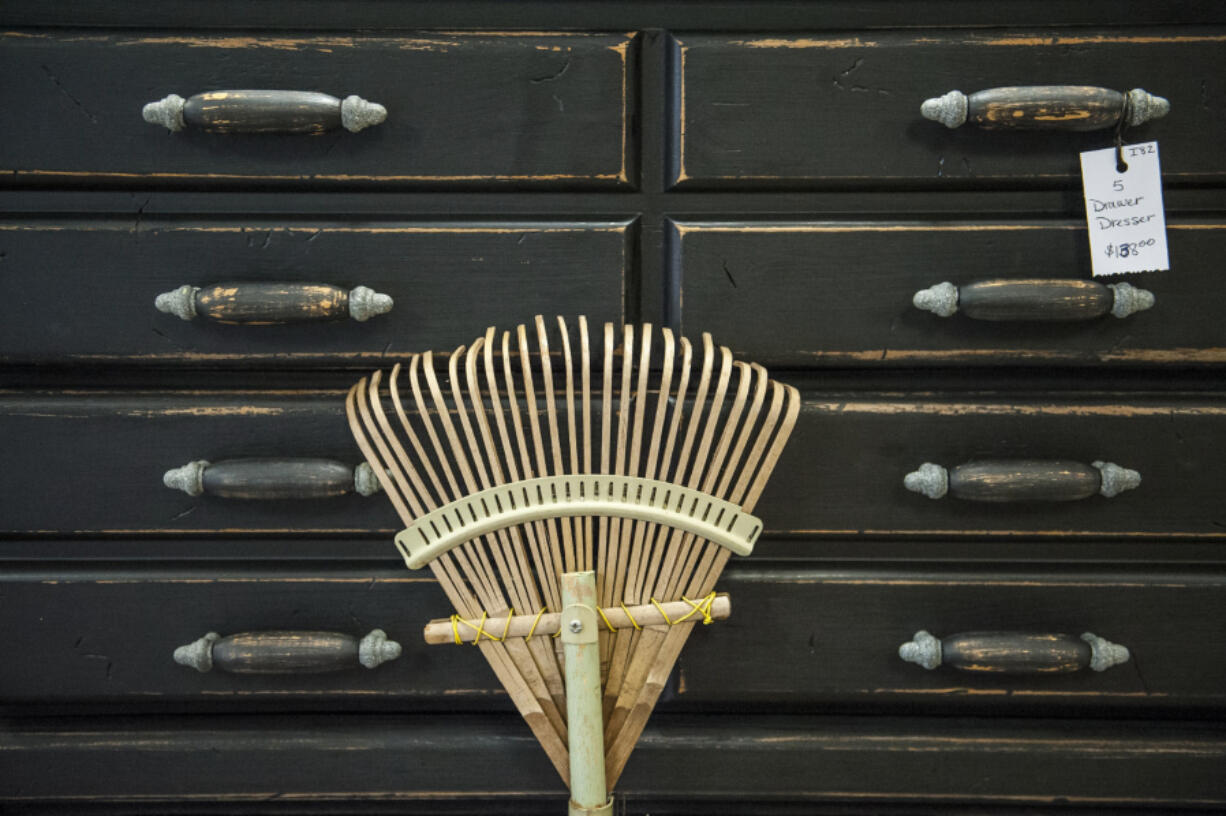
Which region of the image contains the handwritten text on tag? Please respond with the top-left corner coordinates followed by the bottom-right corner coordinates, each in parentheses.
top-left (1080, 141), bottom-right (1169, 277)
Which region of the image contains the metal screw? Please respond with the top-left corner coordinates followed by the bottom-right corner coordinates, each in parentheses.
top-left (568, 619), bottom-right (583, 634)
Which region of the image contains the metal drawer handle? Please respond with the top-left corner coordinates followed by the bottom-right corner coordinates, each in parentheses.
top-left (899, 630), bottom-right (1129, 674)
top-left (143, 90), bottom-right (387, 134)
top-left (174, 629), bottom-right (401, 674)
top-left (914, 280), bottom-right (1154, 321)
top-left (155, 282), bottom-right (393, 324)
top-left (163, 457), bottom-right (382, 499)
top-left (904, 459), bottom-right (1140, 501)
top-left (921, 86), bottom-right (1168, 130)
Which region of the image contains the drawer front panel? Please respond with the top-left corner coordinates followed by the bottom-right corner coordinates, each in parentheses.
top-left (671, 30), bottom-right (1226, 187)
top-left (2, 393), bottom-right (1223, 539)
top-left (3, 565), bottom-right (1222, 713)
top-left (5, 716), bottom-right (1224, 809)
top-left (693, 567), bottom-right (1226, 709)
top-left (2, 31), bottom-right (633, 187)
top-left (675, 219), bottom-right (1225, 367)
top-left (0, 219), bottom-right (630, 365)
top-left (757, 396), bottom-right (1226, 539)
top-left (0, 394), bottom-right (399, 536)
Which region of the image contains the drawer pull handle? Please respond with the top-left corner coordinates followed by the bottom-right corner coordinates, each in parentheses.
top-left (163, 457), bottom-right (382, 499)
top-left (914, 280), bottom-right (1154, 321)
top-left (143, 90), bottom-right (387, 134)
top-left (155, 282), bottom-right (393, 324)
top-left (174, 629), bottom-right (401, 674)
top-left (921, 86), bottom-right (1168, 130)
top-left (904, 459), bottom-right (1140, 501)
top-left (899, 630), bottom-right (1129, 674)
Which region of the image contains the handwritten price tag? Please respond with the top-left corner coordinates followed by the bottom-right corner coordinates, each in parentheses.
top-left (1080, 141), bottom-right (1170, 276)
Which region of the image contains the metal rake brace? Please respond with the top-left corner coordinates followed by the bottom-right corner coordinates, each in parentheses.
top-left (347, 316), bottom-right (799, 815)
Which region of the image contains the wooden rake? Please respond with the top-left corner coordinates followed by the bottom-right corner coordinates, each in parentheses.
top-left (346, 316), bottom-right (799, 814)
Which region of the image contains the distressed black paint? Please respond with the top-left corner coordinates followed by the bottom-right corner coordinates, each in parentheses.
top-left (968, 86), bottom-right (1125, 131)
top-left (211, 630), bottom-right (361, 673)
top-left (0, 2), bottom-right (1222, 811)
top-left (200, 457), bottom-right (355, 500)
top-left (3, 563), bottom-right (1222, 713)
top-left (0, 31), bottom-right (633, 187)
top-left (182, 90), bottom-right (342, 134)
top-left (958, 279), bottom-right (1115, 322)
top-left (194, 282), bottom-right (350, 324)
top-left (672, 33), bottom-right (1221, 187)
top-left (948, 460), bottom-right (1101, 503)
top-left (940, 631), bottom-right (1092, 673)
top-left (673, 221), bottom-right (1219, 368)
top-left (0, 220), bottom-right (630, 365)
top-left (0, 393), bottom-right (1222, 535)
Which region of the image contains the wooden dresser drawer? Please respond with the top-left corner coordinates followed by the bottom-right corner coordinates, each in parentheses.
top-left (3, 392), bottom-right (1221, 541)
top-left (4, 564), bottom-right (1222, 716)
top-left (1, 30), bottom-right (633, 188)
top-left (670, 29), bottom-right (1225, 188)
top-left (0, 392), bottom-right (398, 536)
top-left (694, 566), bottom-right (1226, 713)
top-left (5, 714), bottom-right (1225, 811)
top-left (0, 219), bottom-right (630, 366)
top-left (675, 219), bottom-right (1224, 367)
top-left (758, 394), bottom-right (1226, 540)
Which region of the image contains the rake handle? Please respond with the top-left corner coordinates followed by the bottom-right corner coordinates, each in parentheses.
top-left (561, 571), bottom-right (612, 816)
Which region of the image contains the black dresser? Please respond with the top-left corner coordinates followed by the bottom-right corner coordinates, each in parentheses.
top-left (2, 2), bottom-right (1225, 813)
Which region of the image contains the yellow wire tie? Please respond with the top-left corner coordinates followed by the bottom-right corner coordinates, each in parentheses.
top-left (451, 611), bottom-right (498, 646)
top-left (682, 591), bottom-right (718, 625)
top-left (649, 597), bottom-right (674, 625)
top-left (499, 608), bottom-right (515, 642)
top-left (524, 606), bottom-right (548, 641)
top-left (620, 602), bottom-right (642, 631)
top-left (595, 605), bottom-right (618, 633)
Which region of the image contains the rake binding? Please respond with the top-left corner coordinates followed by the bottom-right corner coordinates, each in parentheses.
top-left (347, 315), bottom-right (799, 813)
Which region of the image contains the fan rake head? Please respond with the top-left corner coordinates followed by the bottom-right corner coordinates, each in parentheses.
top-left (346, 315), bottom-right (799, 806)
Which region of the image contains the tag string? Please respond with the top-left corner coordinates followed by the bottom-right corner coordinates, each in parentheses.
top-left (1114, 91), bottom-right (1132, 173)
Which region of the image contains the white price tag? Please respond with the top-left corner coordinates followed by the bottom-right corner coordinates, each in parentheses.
top-left (1080, 140), bottom-right (1169, 276)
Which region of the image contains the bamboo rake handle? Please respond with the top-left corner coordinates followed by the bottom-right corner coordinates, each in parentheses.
top-left (423, 594), bottom-right (731, 645)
